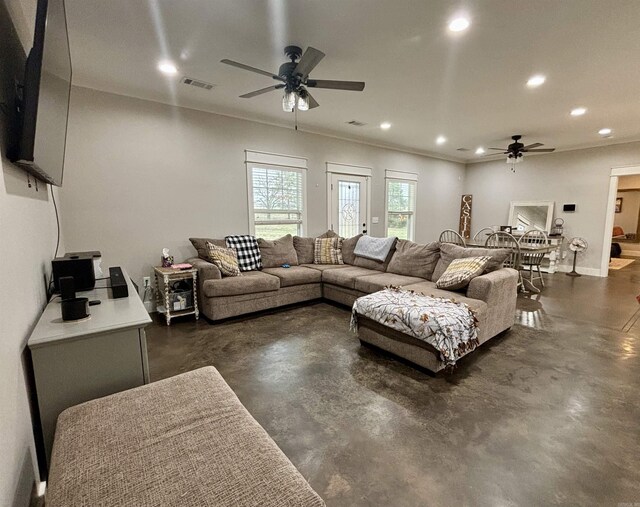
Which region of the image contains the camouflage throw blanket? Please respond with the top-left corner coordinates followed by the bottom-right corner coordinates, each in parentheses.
top-left (351, 287), bottom-right (479, 366)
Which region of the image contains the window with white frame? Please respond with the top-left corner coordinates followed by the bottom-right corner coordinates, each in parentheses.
top-left (247, 162), bottom-right (306, 239)
top-left (385, 171), bottom-right (417, 241)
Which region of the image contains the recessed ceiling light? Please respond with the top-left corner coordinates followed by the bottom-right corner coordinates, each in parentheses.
top-left (598, 128), bottom-right (612, 136)
top-left (448, 17), bottom-right (470, 32)
top-left (475, 147), bottom-right (485, 155)
top-left (436, 135), bottom-right (447, 145)
top-left (570, 107), bottom-right (587, 116)
top-left (380, 122), bottom-right (391, 130)
top-left (526, 75), bottom-right (546, 88)
top-left (158, 61), bottom-right (178, 75)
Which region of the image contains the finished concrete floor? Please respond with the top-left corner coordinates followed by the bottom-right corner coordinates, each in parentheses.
top-left (147, 262), bottom-right (640, 506)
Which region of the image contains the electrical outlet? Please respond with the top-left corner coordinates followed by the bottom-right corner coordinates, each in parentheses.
top-left (143, 276), bottom-right (151, 288)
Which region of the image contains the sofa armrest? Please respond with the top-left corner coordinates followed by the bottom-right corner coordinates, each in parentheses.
top-left (466, 268), bottom-right (518, 341)
top-left (187, 257), bottom-right (222, 281)
top-left (466, 268), bottom-right (518, 303)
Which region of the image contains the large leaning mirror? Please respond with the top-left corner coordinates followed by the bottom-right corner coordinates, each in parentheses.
top-left (508, 201), bottom-right (554, 233)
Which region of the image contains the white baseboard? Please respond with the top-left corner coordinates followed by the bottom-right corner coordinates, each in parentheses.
top-left (555, 264), bottom-right (604, 277)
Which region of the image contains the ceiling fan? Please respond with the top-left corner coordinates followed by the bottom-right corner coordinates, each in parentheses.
top-left (221, 45), bottom-right (365, 112)
top-left (487, 135), bottom-right (555, 165)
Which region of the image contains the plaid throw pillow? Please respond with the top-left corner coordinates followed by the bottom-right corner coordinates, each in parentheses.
top-left (225, 235), bottom-right (262, 271)
top-left (436, 256), bottom-right (491, 290)
top-left (314, 237), bottom-right (344, 265)
top-left (206, 242), bottom-right (241, 277)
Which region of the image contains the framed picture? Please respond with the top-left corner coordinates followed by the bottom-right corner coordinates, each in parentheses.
top-left (615, 197), bottom-right (623, 213)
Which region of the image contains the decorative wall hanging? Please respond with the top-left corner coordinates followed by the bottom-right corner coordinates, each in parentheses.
top-left (459, 194), bottom-right (473, 239)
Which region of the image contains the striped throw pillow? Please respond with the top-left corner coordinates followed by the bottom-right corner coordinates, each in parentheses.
top-left (435, 256), bottom-right (490, 290)
top-left (314, 237), bottom-right (344, 265)
top-left (206, 242), bottom-right (241, 277)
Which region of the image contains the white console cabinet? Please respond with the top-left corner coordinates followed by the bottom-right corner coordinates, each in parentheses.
top-left (28, 269), bottom-right (151, 468)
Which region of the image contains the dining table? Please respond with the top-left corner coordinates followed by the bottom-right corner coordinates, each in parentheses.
top-left (462, 239), bottom-right (556, 293)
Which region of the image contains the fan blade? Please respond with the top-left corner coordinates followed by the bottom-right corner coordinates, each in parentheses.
top-left (307, 92), bottom-right (319, 109)
top-left (307, 79), bottom-right (365, 91)
top-left (239, 84), bottom-right (284, 98)
top-left (484, 151), bottom-right (507, 156)
top-left (294, 47), bottom-right (325, 79)
top-left (221, 59), bottom-right (284, 81)
top-left (522, 143), bottom-right (543, 149)
top-left (524, 148), bottom-right (555, 152)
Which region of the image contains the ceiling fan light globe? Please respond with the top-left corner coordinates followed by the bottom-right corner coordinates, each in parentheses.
top-left (282, 90), bottom-right (296, 112)
top-left (297, 93), bottom-right (310, 111)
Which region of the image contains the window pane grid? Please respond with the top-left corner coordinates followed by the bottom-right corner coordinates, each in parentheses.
top-left (386, 178), bottom-right (416, 241)
top-left (250, 164), bottom-right (304, 239)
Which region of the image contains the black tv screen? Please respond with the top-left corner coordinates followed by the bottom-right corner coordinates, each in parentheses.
top-left (10, 0), bottom-right (71, 187)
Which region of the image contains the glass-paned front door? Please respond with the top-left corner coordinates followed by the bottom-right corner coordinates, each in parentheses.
top-left (330, 173), bottom-right (368, 237)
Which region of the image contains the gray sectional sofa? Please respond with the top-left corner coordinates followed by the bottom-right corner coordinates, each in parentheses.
top-left (186, 234), bottom-right (519, 371)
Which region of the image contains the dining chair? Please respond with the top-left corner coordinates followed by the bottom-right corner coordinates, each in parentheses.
top-left (439, 229), bottom-right (466, 247)
top-left (485, 232), bottom-right (522, 290)
top-left (519, 230), bottom-right (548, 288)
top-left (473, 227), bottom-right (495, 242)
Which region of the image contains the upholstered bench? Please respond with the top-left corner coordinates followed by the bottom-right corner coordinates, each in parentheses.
top-left (46, 367), bottom-right (325, 507)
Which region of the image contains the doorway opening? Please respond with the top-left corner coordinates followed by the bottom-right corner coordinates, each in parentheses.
top-left (601, 165), bottom-right (640, 276)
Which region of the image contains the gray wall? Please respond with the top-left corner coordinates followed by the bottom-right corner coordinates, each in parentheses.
top-left (60, 86), bottom-right (466, 285)
top-left (1, 0), bottom-right (58, 505)
top-left (465, 142), bottom-right (640, 274)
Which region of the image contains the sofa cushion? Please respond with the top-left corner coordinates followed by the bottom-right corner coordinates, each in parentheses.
top-left (203, 271), bottom-right (280, 297)
top-left (293, 236), bottom-right (314, 264)
top-left (258, 235), bottom-right (299, 268)
top-left (318, 229), bottom-right (339, 238)
top-left (431, 243), bottom-right (510, 282)
top-left (206, 242), bottom-right (241, 277)
top-left (190, 237), bottom-right (227, 260)
top-left (354, 272), bottom-right (426, 294)
top-left (401, 281), bottom-right (488, 318)
top-left (387, 240), bottom-right (440, 280)
top-left (352, 237), bottom-right (397, 272)
top-left (46, 367), bottom-right (325, 507)
top-left (314, 237), bottom-right (344, 264)
top-left (262, 266), bottom-right (322, 287)
top-left (341, 234), bottom-right (362, 265)
top-left (293, 231), bottom-right (337, 264)
top-left (322, 267), bottom-right (380, 290)
top-left (300, 263), bottom-right (351, 272)
top-left (436, 256), bottom-right (491, 290)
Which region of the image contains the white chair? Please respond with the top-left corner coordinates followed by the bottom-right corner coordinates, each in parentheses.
top-left (519, 230), bottom-right (548, 288)
top-left (439, 229), bottom-right (466, 247)
top-left (473, 227), bottom-right (495, 242)
top-left (486, 232), bottom-right (522, 290)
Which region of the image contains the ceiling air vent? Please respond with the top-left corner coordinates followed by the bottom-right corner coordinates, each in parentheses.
top-left (181, 77), bottom-right (215, 90)
top-left (346, 120), bottom-right (367, 127)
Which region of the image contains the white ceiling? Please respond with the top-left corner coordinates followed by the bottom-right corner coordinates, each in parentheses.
top-left (64, 0), bottom-right (640, 162)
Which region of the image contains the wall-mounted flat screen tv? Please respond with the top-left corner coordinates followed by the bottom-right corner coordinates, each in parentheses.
top-left (9, 0), bottom-right (71, 187)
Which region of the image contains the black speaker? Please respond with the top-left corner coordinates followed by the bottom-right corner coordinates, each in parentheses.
top-left (59, 276), bottom-right (76, 300)
top-left (563, 204), bottom-right (576, 212)
top-left (52, 256), bottom-right (95, 292)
